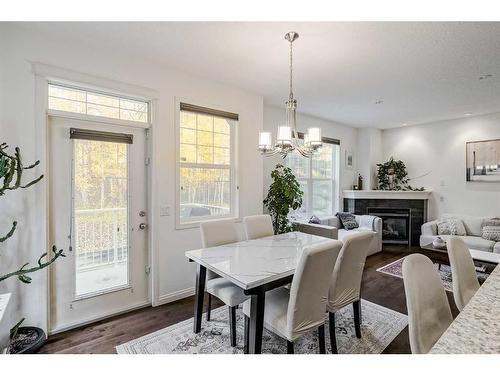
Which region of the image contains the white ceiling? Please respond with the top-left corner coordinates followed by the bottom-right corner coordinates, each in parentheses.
top-left (17, 22), bottom-right (500, 128)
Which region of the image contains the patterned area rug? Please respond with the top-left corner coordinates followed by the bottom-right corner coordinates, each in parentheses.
top-left (116, 299), bottom-right (407, 354)
top-left (376, 257), bottom-right (489, 292)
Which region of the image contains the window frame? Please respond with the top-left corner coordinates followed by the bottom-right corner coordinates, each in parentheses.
top-left (287, 134), bottom-right (340, 219)
top-left (71, 136), bottom-right (132, 301)
top-left (47, 82), bottom-right (151, 128)
top-left (175, 99), bottom-right (239, 229)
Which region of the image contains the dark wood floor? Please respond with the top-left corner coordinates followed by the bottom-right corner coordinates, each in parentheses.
top-left (39, 246), bottom-right (465, 354)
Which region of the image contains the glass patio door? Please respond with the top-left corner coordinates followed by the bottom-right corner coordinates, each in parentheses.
top-left (49, 117), bottom-right (150, 333)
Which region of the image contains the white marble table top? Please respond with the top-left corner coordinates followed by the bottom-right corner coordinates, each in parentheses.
top-left (469, 249), bottom-right (500, 264)
top-left (430, 263), bottom-right (500, 353)
top-left (185, 231), bottom-right (335, 290)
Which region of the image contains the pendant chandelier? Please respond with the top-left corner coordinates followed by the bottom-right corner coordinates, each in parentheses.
top-left (259, 32), bottom-right (322, 158)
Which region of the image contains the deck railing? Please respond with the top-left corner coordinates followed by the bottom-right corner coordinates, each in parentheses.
top-left (74, 207), bottom-right (128, 270)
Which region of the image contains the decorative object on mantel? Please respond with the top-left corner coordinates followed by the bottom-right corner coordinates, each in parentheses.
top-left (258, 32), bottom-right (322, 158)
top-left (263, 164), bottom-right (303, 234)
top-left (0, 142), bottom-right (66, 354)
top-left (357, 174), bottom-right (364, 190)
top-left (376, 157), bottom-right (424, 191)
top-left (466, 139), bottom-right (500, 182)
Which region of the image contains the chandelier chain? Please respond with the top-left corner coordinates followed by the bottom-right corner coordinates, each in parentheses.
top-left (289, 39), bottom-right (293, 100)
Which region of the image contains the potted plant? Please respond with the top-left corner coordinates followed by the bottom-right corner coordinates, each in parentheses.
top-left (0, 142), bottom-right (65, 354)
top-left (376, 157), bottom-right (424, 191)
top-left (263, 164), bottom-right (303, 234)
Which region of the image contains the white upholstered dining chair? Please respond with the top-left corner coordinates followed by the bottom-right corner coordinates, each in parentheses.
top-left (243, 214), bottom-right (274, 240)
top-left (326, 232), bottom-right (373, 353)
top-left (447, 236), bottom-right (480, 311)
top-left (242, 239), bottom-right (343, 354)
top-left (200, 218), bottom-right (248, 347)
top-left (402, 254), bottom-right (453, 354)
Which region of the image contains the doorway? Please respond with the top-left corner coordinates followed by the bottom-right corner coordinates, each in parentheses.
top-left (48, 116), bottom-right (150, 333)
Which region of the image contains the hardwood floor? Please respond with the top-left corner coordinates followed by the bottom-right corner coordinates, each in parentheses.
top-left (39, 246), bottom-right (462, 354)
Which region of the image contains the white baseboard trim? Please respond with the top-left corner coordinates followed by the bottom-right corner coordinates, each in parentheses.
top-left (49, 300), bottom-right (150, 335)
top-left (156, 287), bottom-right (195, 306)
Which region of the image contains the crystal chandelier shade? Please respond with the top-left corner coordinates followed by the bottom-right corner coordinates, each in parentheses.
top-left (259, 31), bottom-right (322, 158)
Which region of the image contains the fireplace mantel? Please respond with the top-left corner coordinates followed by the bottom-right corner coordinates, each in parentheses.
top-left (343, 190), bottom-right (432, 200)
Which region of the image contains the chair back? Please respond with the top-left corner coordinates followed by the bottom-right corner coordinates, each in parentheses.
top-left (243, 214), bottom-right (274, 240)
top-left (402, 254), bottom-right (453, 354)
top-left (327, 232), bottom-right (374, 311)
top-left (200, 219), bottom-right (239, 280)
top-left (447, 236), bottom-right (480, 311)
top-left (200, 218), bottom-right (239, 248)
top-left (286, 239), bottom-right (342, 339)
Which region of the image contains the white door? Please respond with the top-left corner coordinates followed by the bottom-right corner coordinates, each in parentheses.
top-left (49, 116), bottom-right (150, 333)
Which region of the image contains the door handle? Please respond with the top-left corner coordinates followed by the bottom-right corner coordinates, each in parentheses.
top-left (138, 223), bottom-right (148, 230)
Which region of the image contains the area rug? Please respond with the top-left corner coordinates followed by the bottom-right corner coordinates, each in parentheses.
top-left (376, 257), bottom-right (489, 292)
top-left (116, 299), bottom-right (407, 354)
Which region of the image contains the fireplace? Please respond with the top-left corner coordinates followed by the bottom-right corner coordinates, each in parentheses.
top-left (367, 208), bottom-right (410, 245)
top-left (343, 190), bottom-right (431, 248)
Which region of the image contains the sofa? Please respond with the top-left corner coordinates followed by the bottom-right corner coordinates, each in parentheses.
top-left (296, 215), bottom-right (383, 256)
top-left (420, 213), bottom-right (500, 253)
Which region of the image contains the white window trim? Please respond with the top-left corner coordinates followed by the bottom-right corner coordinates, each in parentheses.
top-left (175, 97), bottom-right (239, 230)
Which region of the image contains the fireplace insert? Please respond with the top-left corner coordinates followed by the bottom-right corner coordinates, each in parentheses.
top-left (367, 208), bottom-right (411, 246)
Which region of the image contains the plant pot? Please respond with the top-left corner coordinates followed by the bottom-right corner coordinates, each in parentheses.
top-left (9, 326), bottom-right (46, 354)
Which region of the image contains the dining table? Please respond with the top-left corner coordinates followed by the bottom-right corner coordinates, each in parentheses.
top-left (430, 261), bottom-right (500, 353)
top-left (185, 231), bottom-right (333, 354)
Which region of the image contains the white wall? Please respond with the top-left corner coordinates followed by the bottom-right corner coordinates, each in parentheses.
top-left (0, 24), bottom-right (264, 331)
top-left (382, 113), bottom-right (500, 219)
top-left (262, 105), bottom-right (358, 213)
top-left (357, 128), bottom-right (382, 190)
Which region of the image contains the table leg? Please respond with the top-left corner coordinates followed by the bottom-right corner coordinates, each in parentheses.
top-left (193, 264), bottom-right (206, 333)
top-left (248, 291), bottom-right (265, 354)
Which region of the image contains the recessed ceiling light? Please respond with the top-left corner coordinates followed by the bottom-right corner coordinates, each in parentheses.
top-left (465, 112), bottom-right (472, 116)
top-left (479, 74), bottom-right (493, 80)
top-left (375, 99), bottom-right (384, 105)
top-left (402, 123), bottom-right (408, 126)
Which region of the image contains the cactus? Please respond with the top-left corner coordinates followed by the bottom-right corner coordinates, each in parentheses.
top-left (0, 142), bottom-right (65, 284)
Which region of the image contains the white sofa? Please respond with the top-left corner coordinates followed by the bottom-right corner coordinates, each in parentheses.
top-left (296, 215), bottom-right (383, 256)
top-left (420, 213), bottom-right (500, 253)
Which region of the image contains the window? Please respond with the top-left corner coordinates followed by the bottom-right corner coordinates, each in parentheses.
top-left (71, 131), bottom-right (131, 297)
top-left (285, 137), bottom-right (340, 219)
top-left (178, 103), bottom-right (238, 225)
top-left (48, 83), bottom-right (149, 124)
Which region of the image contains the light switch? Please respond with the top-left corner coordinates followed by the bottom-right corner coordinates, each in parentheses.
top-left (439, 196), bottom-right (445, 202)
top-left (160, 205), bottom-right (170, 216)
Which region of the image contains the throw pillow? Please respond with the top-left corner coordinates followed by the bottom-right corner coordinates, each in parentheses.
top-left (437, 218), bottom-right (467, 236)
top-left (482, 225), bottom-right (500, 241)
top-left (308, 215), bottom-right (321, 224)
top-left (483, 218), bottom-right (500, 227)
top-left (336, 212), bottom-right (359, 230)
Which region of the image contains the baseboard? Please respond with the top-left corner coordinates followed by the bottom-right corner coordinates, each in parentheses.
top-left (156, 287), bottom-right (195, 306)
top-left (49, 300), bottom-right (151, 335)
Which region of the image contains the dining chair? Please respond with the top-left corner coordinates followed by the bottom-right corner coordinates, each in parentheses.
top-left (200, 218), bottom-right (248, 347)
top-left (402, 254), bottom-right (453, 354)
top-left (243, 214), bottom-right (274, 240)
top-left (326, 232), bottom-right (373, 353)
top-left (447, 236), bottom-right (480, 311)
top-left (242, 239), bottom-right (343, 354)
